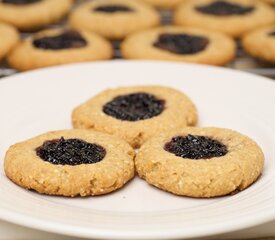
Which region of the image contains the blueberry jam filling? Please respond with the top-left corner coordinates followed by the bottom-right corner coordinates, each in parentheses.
top-left (164, 135), bottom-right (228, 159)
top-left (153, 33), bottom-right (209, 55)
top-left (94, 4), bottom-right (134, 13)
top-left (32, 30), bottom-right (87, 50)
top-left (195, 1), bottom-right (255, 16)
top-left (2, 0), bottom-right (41, 4)
top-left (268, 31), bottom-right (275, 36)
top-left (103, 92), bottom-right (165, 121)
top-left (36, 137), bottom-right (106, 165)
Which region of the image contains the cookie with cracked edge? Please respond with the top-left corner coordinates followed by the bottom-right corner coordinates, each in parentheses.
top-left (72, 86), bottom-right (198, 148)
top-left (121, 26), bottom-right (236, 66)
top-left (69, 0), bottom-right (160, 40)
top-left (4, 129), bottom-right (135, 197)
top-left (135, 127), bottom-right (264, 198)
top-left (242, 25), bottom-right (275, 63)
top-left (0, 0), bottom-right (73, 31)
top-left (7, 28), bottom-right (113, 71)
top-left (140, 0), bottom-right (185, 9)
top-left (174, 0), bottom-right (275, 38)
top-left (0, 22), bottom-right (19, 61)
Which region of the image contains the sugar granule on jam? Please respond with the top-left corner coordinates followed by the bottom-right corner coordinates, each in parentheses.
top-left (36, 137), bottom-right (106, 165)
top-left (164, 134), bottom-right (228, 159)
top-left (103, 92), bottom-right (165, 121)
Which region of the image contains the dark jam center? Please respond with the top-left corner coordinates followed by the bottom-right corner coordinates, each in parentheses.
top-left (103, 92), bottom-right (165, 121)
top-left (268, 31), bottom-right (275, 36)
top-left (2, 0), bottom-right (41, 4)
top-left (94, 4), bottom-right (133, 13)
top-left (153, 33), bottom-right (209, 55)
top-left (195, 1), bottom-right (255, 16)
top-left (164, 135), bottom-right (228, 159)
top-left (32, 30), bottom-right (87, 50)
top-left (36, 137), bottom-right (106, 166)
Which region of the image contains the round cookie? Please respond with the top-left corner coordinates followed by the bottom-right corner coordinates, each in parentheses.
top-left (174, 0), bottom-right (275, 38)
top-left (7, 28), bottom-right (113, 71)
top-left (136, 127), bottom-right (264, 198)
top-left (0, 23), bottom-right (19, 61)
top-left (72, 86), bottom-right (198, 148)
top-left (261, 0), bottom-right (275, 4)
top-left (4, 129), bottom-right (135, 197)
top-left (69, 0), bottom-right (160, 40)
top-left (0, 0), bottom-right (73, 31)
top-left (242, 25), bottom-right (275, 63)
top-left (121, 26), bottom-right (236, 66)
top-left (140, 0), bottom-right (184, 9)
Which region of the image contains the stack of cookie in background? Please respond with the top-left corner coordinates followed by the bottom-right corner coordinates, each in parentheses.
top-left (0, 0), bottom-right (275, 75)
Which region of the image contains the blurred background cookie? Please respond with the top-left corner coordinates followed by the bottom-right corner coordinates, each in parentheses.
top-left (7, 28), bottom-right (113, 71)
top-left (261, 0), bottom-right (275, 4)
top-left (174, 0), bottom-right (275, 38)
top-left (140, 0), bottom-right (185, 9)
top-left (121, 26), bottom-right (236, 65)
top-left (0, 0), bottom-right (73, 31)
top-left (72, 85), bottom-right (198, 148)
top-left (242, 25), bottom-right (275, 63)
top-left (0, 22), bottom-right (19, 61)
top-left (69, 0), bottom-right (160, 40)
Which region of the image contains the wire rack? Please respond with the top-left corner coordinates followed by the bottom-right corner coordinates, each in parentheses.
top-left (1, 3), bottom-right (275, 79)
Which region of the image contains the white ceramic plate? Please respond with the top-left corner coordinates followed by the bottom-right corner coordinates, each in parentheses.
top-left (0, 61), bottom-right (274, 240)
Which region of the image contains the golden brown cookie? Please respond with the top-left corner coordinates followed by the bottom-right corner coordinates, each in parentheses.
top-left (69, 0), bottom-right (160, 40)
top-left (0, 22), bottom-right (19, 61)
top-left (261, 0), bottom-right (275, 4)
top-left (121, 26), bottom-right (236, 66)
top-left (72, 86), bottom-right (198, 148)
top-left (136, 127), bottom-right (264, 198)
top-left (174, 0), bottom-right (275, 38)
top-left (0, 0), bottom-right (73, 31)
top-left (140, 0), bottom-right (184, 9)
top-left (7, 28), bottom-right (113, 71)
top-left (4, 129), bottom-right (135, 197)
top-left (242, 25), bottom-right (275, 63)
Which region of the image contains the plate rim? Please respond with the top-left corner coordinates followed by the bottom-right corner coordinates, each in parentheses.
top-left (1, 206), bottom-right (275, 239)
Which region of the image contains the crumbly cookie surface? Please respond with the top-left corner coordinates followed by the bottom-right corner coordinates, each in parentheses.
top-left (4, 129), bottom-right (135, 197)
top-left (69, 0), bottom-right (160, 40)
top-left (0, 0), bottom-right (72, 31)
top-left (140, 0), bottom-right (184, 9)
top-left (242, 25), bottom-right (275, 63)
top-left (121, 26), bottom-right (236, 66)
top-left (135, 127), bottom-right (264, 198)
top-left (174, 0), bottom-right (275, 38)
top-left (0, 22), bottom-right (19, 60)
top-left (72, 85), bottom-right (198, 148)
top-left (7, 28), bottom-right (113, 71)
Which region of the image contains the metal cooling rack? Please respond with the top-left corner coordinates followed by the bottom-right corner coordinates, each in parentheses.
top-left (1, 4), bottom-right (275, 79)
